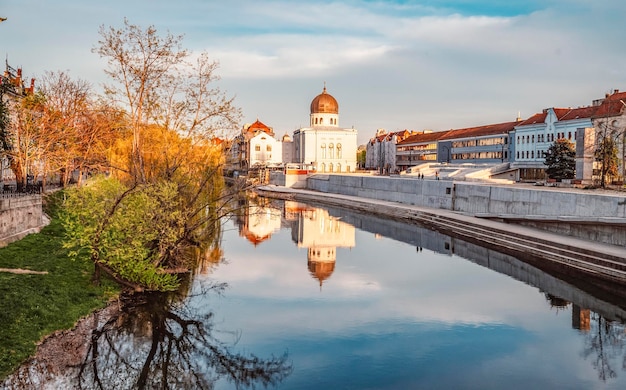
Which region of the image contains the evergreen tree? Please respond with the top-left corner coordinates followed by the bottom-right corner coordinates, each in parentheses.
top-left (544, 138), bottom-right (576, 180)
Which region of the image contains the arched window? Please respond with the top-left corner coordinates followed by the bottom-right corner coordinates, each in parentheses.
top-left (329, 143), bottom-right (335, 159)
top-left (336, 163), bottom-right (341, 172)
top-left (337, 143), bottom-right (342, 158)
top-left (321, 143), bottom-right (326, 159)
top-left (315, 118), bottom-right (318, 124)
top-left (320, 118), bottom-right (324, 125)
top-left (329, 163), bottom-right (333, 172)
top-left (320, 163), bottom-right (326, 172)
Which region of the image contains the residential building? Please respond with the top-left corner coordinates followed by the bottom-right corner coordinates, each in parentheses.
top-left (365, 129), bottom-right (416, 173)
top-left (227, 119), bottom-right (282, 174)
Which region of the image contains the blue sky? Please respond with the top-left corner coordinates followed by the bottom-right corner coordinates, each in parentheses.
top-left (2, 0), bottom-right (625, 144)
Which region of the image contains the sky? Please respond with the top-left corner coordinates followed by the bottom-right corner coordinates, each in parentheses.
top-left (2, 0), bottom-right (626, 145)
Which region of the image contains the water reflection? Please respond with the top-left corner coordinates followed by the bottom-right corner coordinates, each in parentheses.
top-left (76, 290), bottom-right (291, 390)
top-left (6, 196), bottom-right (626, 389)
top-left (3, 285), bottom-right (291, 390)
top-left (229, 196), bottom-right (626, 387)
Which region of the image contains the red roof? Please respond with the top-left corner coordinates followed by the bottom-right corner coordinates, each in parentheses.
top-left (592, 91), bottom-right (626, 118)
top-left (439, 121), bottom-right (517, 140)
top-left (245, 119), bottom-right (274, 136)
top-left (399, 130), bottom-right (452, 145)
top-left (558, 106), bottom-right (597, 121)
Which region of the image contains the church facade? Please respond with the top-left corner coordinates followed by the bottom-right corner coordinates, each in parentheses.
top-left (292, 86), bottom-right (358, 173)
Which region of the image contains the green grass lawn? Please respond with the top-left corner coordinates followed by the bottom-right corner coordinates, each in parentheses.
top-left (0, 201), bottom-right (119, 379)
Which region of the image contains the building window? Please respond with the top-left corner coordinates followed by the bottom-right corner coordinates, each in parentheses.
top-left (320, 118), bottom-right (324, 125)
top-left (337, 143), bottom-right (342, 158)
top-left (315, 118), bottom-right (318, 124)
top-left (266, 145), bottom-right (272, 151)
top-left (321, 143), bottom-right (326, 158)
top-left (329, 143), bottom-right (334, 159)
top-left (255, 145), bottom-right (260, 151)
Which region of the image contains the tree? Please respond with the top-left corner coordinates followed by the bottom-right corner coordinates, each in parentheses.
top-left (544, 138), bottom-right (576, 180)
top-left (60, 19), bottom-right (244, 291)
top-left (595, 136), bottom-right (619, 188)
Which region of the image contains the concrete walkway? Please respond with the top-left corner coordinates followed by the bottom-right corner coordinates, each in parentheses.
top-left (256, 184), bottom-right (626, 283)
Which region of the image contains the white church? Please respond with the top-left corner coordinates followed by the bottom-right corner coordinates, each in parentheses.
top-left (227, 85), bottom-right (358, 177)
top-left (292, 85), bottom-right (358, 173)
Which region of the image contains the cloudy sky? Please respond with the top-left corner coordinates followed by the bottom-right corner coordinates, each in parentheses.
top-left (2, 0), bottom-right (625, 144)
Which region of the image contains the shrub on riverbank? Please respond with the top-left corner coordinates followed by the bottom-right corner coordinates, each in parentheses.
top-left (0, 192), bottom-right (119, 379)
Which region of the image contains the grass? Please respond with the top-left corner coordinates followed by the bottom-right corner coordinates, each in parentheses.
top-left (0, 194), bottom-right (120, 379)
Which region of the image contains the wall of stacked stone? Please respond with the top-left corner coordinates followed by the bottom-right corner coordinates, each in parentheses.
top-left (0, 194), bottom-right (44, 247)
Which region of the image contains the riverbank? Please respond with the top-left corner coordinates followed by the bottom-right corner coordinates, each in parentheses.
top-left (0, 198), bottom-right (119, 379)
top-left (255, 185), bottom-right (626, 286)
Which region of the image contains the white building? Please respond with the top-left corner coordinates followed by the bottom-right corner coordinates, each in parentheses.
top-left (228, 119), bottom-right (283, 173)
top-left (512, 106), bottom-right (595, 181)
top-left (292, 86), bottom-right (357, 173)
top-left (366, 129), bottom-right (416, 173)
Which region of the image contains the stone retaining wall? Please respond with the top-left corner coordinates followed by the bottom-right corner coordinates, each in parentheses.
top-left (0, 194), bottom-right (45, 247)
top-left (306, 174), bottom-right (626, 245)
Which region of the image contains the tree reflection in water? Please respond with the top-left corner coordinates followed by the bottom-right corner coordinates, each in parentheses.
top-left (78, 287), bottom-right (292, 390)
top-left (582, 312), bottom-right (626, 382)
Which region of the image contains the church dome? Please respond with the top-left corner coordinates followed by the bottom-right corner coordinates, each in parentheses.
top-left (310, 86), bottom-right (338, 114)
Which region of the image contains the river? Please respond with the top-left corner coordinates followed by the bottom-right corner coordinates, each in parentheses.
top-left (4, 196), bottom-right (626, 389)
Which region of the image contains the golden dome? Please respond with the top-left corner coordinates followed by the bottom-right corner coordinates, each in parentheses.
top-left (310, 86), bottom-right (338, 114)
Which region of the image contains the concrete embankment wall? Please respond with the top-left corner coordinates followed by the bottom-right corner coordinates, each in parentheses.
top-left (0, 195), bottom-right (45, 247)
top-left (306, 174), bottom-right (626, 245)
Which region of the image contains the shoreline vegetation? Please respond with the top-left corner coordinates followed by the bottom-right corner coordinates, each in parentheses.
top-left (0, 191), bottom-right (120, 379)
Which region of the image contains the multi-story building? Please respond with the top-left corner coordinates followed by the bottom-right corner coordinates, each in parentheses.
top-left (396, 130), bottom-right (448, 171)
top-left (366, 129), bottom-right (416, 173)
top-left (591, 90), bottom-right (626, 182)
top-left (438, 120), bottom-right (517, 164)
top-left (227, 119), bottom-right (283, 174)
top-left (512, 107), bottom-right (595, 181)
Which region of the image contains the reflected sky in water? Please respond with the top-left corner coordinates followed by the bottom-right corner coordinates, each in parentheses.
top-left (191, 199), bottom-right (626, 390)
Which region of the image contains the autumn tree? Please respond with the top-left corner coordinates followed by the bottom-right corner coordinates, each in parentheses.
top-left (61, 19), bottom-right (243, 291)
top-left (595, 136), bottom-right (619, 188)
top-left (544, 138), bottom-right (576, 180)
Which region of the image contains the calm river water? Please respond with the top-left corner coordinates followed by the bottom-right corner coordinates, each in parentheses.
top-left (5, 196), bottom-right (626, 390)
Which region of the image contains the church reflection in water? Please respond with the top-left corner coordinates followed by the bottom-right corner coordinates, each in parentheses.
top-left (236, 197), bottom-right (355, 288)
